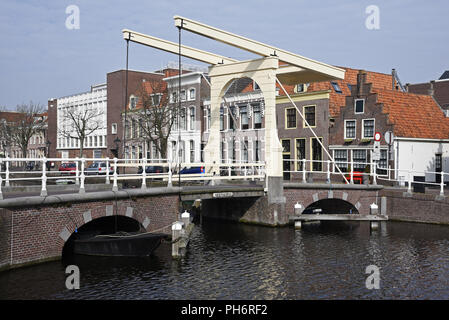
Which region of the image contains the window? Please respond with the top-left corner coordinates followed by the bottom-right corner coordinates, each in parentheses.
top-left (93, 150), bottom-right (102, 158)
top-left (295, 139), bottom-right (306, 171)
top-left (189, 107), bottom-right (195, 131)
top-left (151, 94), bottom-right (161, 106)
top-left (180, 90), bottom-right (186, 101)
top-left (253, 104), bottom-right (262, 129)
top-left (286, 108), bottom-right (296, 129)
top-left (190, 140), bottom-right (195, 163)
top-left (355, 99), bottom-right (365, 114)
top-left (347, 84), bottom-right (353, 91)
top-left (253, 81), bottom-right (260, 90)
top-left (275, 87), bottom-right (280, 96)
top-left (363, 119), bottom-right (375, 138)
top-left (334, 150), bottom-right (348, 172)
top-left (220, 107), bottom-right (224, 131)
top-left (304, 106), bottom-right (316, 127)
top-left (207, 107), bottom-right (211, 131)
top-left (311, 138), bottom-right (323, 171)
top-left (228, 138), bottom-right (236, 162)
top-left (94, 136), bottom-right (98, 147)
top-left (296, 84), bottom-right (305, 93)
top-left (171, 92), bottom-right (177, 103)
top-left (378, 149), bottom-right (388, 175)
top-left (254, 140), bottom-right (261, 162)
top-left (229, 106), bottom-right (236, 130)
top-left (242, 139), bottom-right (248, 162)
top-left (240, 106), bottom-right (248, 130)
top-left (331, 82), bottom-right (342, 93)
top-left (189, 88), bottom-right (196, 100)
top-left (345, 120), bottom-right (356, 139)
top-left (111, 123), bottom-right (117, 134)
top-left (99, 136), bottom-right (103, 147)
top-left (129, 96), bottom-right (138, 109)
top-left (221, 141), bottom-right (226, 162)
top-left (353, 149), bottom-right (367, 171)
top-left (180, 108), bottom-right (186, 130)
top-left (282, 139), bottom-right (291, 154)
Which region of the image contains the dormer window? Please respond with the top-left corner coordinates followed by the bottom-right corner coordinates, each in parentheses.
top-left (296, 84), bottom-right (305, 92)
top-left (129, 95), bottom-right (138, 109)
top-left (331, 82), bottom-right (342, 94)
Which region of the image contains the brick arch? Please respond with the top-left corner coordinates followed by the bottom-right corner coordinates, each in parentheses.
top-left (57, 203), bottom-right (152, 253)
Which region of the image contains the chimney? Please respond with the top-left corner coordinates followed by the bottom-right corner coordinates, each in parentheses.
top-left (391, 69), bottom-right (396, 90)
top-left (405, 83), bottom-right (410, 92)
top-left (357, 70), bottom-right (365, 97)
top-left (428, 80), bottom-right (435, 96)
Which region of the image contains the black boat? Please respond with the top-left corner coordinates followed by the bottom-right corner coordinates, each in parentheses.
top-left (73, 231), bottom-right (168, 257)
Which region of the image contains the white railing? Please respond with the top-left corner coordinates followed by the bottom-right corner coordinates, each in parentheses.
top-left (282, 158), bottom-right (447, 197)
top-left (0, 157), bottom-right (266, 198)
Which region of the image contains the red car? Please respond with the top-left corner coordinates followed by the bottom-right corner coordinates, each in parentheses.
top-left (59, 162), bottom-right (77, 174)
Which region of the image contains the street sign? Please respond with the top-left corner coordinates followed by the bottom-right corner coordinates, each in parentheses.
top-left (374, 132), bottom-right (381, 142)
top-left (384, 131), bottom-right (395, 145)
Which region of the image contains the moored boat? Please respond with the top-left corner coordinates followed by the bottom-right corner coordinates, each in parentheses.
top-left (73, 231), bottom-right (168, 257)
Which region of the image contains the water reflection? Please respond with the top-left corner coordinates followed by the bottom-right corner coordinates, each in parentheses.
top-left (0, 220), bottom-right (448, 299)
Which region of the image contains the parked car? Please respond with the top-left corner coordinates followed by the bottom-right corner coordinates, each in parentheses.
top-left (137, 166), bottom-right (165, 174)
top-left (58, 162), bottom-right (77, 174)
top-left (179, 166), bottom-right (204, 174)
top-left (84, 162), bottom-right (114, 175)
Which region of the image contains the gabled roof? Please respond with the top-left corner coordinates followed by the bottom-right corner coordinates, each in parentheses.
top-left (439, 71), bottom-right (449, 80)
top-left (374, 89), bottom-right (449, 139)
top-left (306, 67), bottom-right (396, 117)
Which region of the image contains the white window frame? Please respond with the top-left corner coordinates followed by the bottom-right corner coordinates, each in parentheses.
top-left (344, 119), bottom-right (357, 140)
top-left (362, 118), bottom-right (376, 139)
top-left (354, 99), bottom-right (365, 114)
top-left (188, 88), bottom-right (196, 101)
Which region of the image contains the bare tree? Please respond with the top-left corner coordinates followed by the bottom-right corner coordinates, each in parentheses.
top-left (9, 102), bottom-right (46, 159)
top-left (132, 80), bottom-right (177, 159)
top-left (58, 104), bottom-right (103, 158)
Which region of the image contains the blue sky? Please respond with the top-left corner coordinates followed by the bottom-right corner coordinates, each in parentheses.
top-left (0, 0), bottom-right (448, 108)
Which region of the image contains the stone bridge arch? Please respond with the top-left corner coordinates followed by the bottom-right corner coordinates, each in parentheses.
top-left (284, 186), bottom-right (382, 217)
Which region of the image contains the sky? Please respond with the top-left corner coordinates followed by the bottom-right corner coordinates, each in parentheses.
top-left (0, 0), bottom-right (448, 109)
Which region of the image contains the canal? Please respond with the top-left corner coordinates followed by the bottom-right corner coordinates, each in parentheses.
top-left (0, 220), bottom-right (448, 299)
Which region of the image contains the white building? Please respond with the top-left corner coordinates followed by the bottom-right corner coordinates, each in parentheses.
top-left (56, 83), bottom-right (108, 159)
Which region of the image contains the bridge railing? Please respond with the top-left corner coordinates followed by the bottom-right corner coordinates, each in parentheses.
top-left (0, 157), bottom-right (266, 197)
top-left (282, 158), bottom-right (447, 196)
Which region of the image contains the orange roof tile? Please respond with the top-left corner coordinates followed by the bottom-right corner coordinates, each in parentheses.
top-left (374, 89), bottom-right (449, 139)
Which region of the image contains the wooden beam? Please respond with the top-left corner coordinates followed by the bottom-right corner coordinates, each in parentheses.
top-left (174, 16), bottom-right (345, 80)
top-left (122, 29), bottom-right (238, 65)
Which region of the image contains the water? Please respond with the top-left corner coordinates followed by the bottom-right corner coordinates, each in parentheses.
top-left (0, 220), bottom-right (448, 299)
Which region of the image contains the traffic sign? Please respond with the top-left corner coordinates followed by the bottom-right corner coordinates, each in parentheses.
top-left (384, 131), bottom-right (395, 145)
top-left (374, 132), bottom-right (381, 142)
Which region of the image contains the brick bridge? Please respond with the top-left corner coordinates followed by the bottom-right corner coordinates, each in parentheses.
top-left (0, 183), bottom-right (388, 271)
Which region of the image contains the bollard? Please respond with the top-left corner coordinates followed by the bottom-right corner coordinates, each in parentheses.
top-left (181, 210), bottom-right (190, 227)
top-left (294, 202), bottom-right (303, 215)
top-left (172, 221), bottom-right (184, 258)
top-left (440, 172), bottom-right (445, 197)
top-left (370, 203), bottom-right (379, 215)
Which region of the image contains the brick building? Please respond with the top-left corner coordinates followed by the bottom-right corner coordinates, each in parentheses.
top-left (330, 70), bottom-right (449, 183)
top-left (407, 70), bottom-right (449, 116)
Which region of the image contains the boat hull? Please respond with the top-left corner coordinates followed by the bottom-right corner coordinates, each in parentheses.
top-left (73, 232), bottom-right (168, 257)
